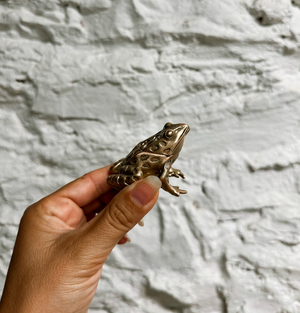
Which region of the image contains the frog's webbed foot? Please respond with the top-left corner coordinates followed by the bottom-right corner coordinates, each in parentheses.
top-left (174, 186), bottom-right (187, 194)
top-left (169, 167), bottom-right (185, 179)
top-left (162, 184), bottom-right (187, 197)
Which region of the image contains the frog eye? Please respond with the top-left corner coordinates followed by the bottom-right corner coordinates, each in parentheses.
top-left (165, 130), bottom-right (173, 138)
top-left (164, 122), bottom-right (172, 128)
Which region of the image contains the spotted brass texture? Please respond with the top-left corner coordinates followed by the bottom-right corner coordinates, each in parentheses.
top-left (107, 122), bottom-right (190, 196)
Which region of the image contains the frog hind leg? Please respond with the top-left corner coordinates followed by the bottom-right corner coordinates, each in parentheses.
top-left (107, 171), bottom-right (143, 190)
top-left (160, 161), bottom-right (187, 196)
top-left (109, 159), bottom-right (125, 173)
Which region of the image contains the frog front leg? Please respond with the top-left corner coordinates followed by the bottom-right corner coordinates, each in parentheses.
top-left (160, 160), bottom-right (187, 196)
top-left (169, 167), bottom-right (185, 179)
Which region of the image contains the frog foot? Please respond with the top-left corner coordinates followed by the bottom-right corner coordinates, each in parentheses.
top-left (162, 182), bottom-right (187, 196)
top-left (169, 168), bottom-right (185, 179)
top-left (172, 185), bottom-right (187, 196)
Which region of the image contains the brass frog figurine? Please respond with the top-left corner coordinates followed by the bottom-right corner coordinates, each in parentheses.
top-left (107, 122), bottom-right (190, 196)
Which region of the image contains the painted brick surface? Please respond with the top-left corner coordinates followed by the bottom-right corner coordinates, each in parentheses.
top-left (1, 0), bottom-right (300, 312)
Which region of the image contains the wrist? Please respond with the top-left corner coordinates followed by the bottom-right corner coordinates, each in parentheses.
top-left (0, 290), bottom-right (45, 313)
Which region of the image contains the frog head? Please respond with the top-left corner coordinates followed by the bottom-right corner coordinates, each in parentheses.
top-left (160, 122), bottom-right (190, 158)
top-left (146, 122), bottom-right (190, 160)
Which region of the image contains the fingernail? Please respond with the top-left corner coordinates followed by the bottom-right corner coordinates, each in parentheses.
top-left (130, 176), bottom-right (162, 207)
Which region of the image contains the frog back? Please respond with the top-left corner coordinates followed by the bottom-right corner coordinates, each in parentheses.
top-left (123, 131), bottom-right (162, 165)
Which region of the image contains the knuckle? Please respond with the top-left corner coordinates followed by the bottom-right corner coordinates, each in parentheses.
top-left (34, 197), bottom-right (56, 215)
top-left (107, 201), bottom-right (136, 231)
top-left (20, 206), bottom-right (34, 225)
top-left (24, 197), bottom-right (60, 220)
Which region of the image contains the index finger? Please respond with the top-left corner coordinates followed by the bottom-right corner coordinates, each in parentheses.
top-left (52, 165), bottom-right (113, 207)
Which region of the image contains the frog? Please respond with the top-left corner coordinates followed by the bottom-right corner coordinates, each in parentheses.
top-left (106, 122), bottom-right (190, 196)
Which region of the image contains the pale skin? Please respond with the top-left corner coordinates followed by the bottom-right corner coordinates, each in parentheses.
top-left (0, 165), bottom-right (162, 313)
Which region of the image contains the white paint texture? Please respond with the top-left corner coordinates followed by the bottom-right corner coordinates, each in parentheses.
top-left (1, 0), bottom-right (300, 312)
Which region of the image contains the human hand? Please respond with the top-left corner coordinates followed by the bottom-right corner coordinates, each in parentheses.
top-left (0, 165), bottom-right (161, 313)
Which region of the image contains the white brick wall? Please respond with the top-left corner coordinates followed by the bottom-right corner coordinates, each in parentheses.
top-left (1, 0), bottom-right (300, 312)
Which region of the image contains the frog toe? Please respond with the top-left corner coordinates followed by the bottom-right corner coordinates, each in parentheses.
top-left (169, 169), bottom-right (185, 179)
top-left (173, 186), bottom-right (187, 195)
top-left (170, 186), bottom-right (181, 196)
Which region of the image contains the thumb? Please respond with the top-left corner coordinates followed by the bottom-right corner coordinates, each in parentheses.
top-left (85, 176), bottom-right (162, 258)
